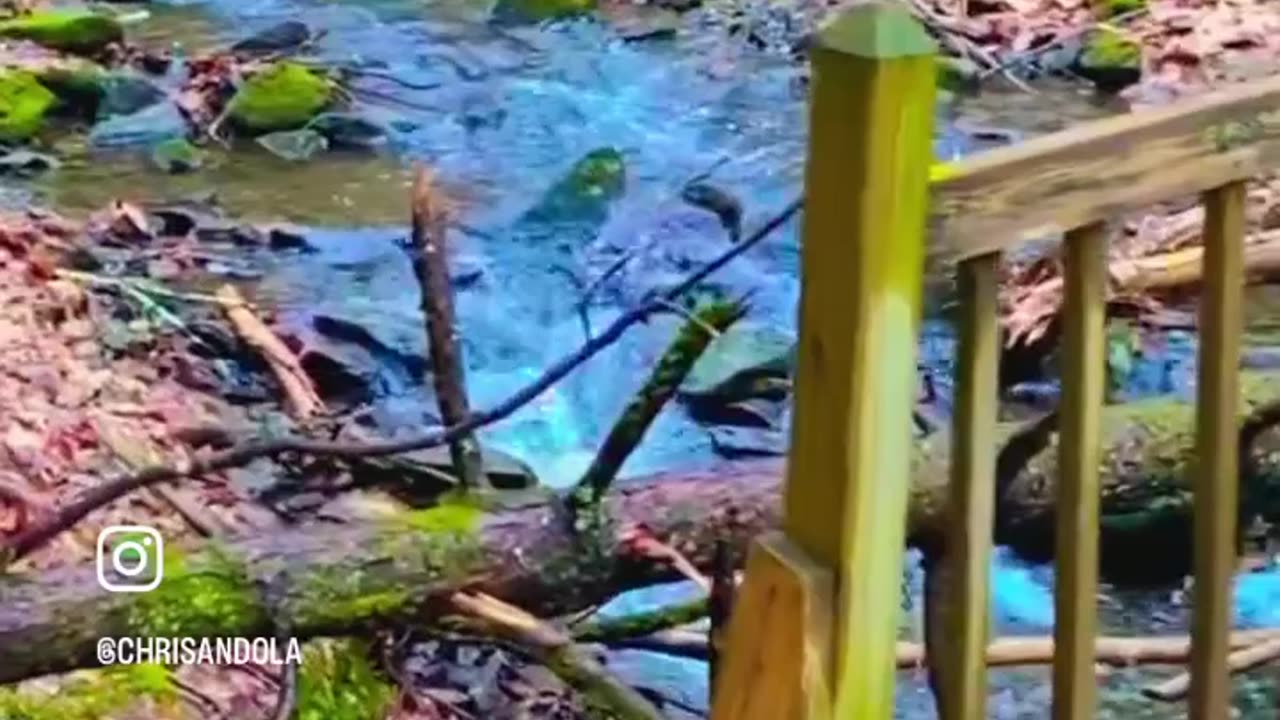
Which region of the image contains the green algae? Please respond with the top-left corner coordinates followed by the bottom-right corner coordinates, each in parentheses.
top-left (491, 0), bottom-right (597, 24)
top-left (0, 71), bottom-right (56, 144)
top-left (228, 62), bottom-right (334, 134)
top-left (296, 638), bottom-right (395, 720)
top-left (0, 12), bottom-right (124, 56)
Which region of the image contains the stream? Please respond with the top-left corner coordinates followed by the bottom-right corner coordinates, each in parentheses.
top-left (7, 0), bottom-right (1280, 715)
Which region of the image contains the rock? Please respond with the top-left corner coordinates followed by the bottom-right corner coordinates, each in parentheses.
top-left (228, 62), bottom-right (333, 134)
top-left (603, 4), bottom-right (680, 42)
top-left (267, 226), bottom-right (312, 251)
top-left (0, 71), bottom-right (55, 144)
top-left (0, 12), bottom-right (124, 56)
top-left (230, 21), bottom-right (311, 55)
top-left (707, 425), bottom-right (788, 458)
top-left (679, 324), bottom-right (793, 426)
top-left (88, 101), bottom-right (187, 147)
top-left (256, 128), bottom-right (329, 161)
top-left (97, 72), bottom-right (165, 119)
top-left (490, 0), bottom-right (596, 25)
top-left (1075, 29), bottom-right (1142, 92)
top-left (518, 147), bottom-right (626, 240)
top-left (304, 112), bottom-right (387, 150)
top-left (35, 65), bottom-right (106, 120)
top-left (0, 149), bottom-right (58, 176)
top-left (150, 138), bottom-right (204, 173)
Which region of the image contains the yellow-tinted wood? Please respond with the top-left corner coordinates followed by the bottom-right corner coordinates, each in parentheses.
top-left (1052, 222), bottom-right (1108, 720)
top-left (712, 533), bottom-right (833, 720)
top-left (781, 4), bottom-right (936, 718)
top-left (936, 253), bottom-right (1001, 720)
top-left (929, 74), bottom-right (1280, 264)
top-left (1189, 181), bottom-right (1246, 720)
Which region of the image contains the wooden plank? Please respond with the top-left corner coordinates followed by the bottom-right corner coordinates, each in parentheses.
top-left (937, 253), bottom-right (1001, 720)
top-left (1052, 222), bottom-right (1108, 720)
top-left (712, 533), bottom-right (833, 720)
top-left (929, 74), bottom-right (1280, 263)
top-left (780, 3), bottom-right (936, 718)
top-left (1189, 181), bottom-right (1246, 720)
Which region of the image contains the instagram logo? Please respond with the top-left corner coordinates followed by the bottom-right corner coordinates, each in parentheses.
top-left (97, 526), bottom-right (164, 593)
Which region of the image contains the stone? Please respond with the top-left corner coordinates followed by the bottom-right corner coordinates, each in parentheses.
top-left (0, 71), bottom-right (55, 144)
top-left (304, 112), bottom-right (387, 150)
top-left (228, 62), bottom-right (333, 134)
top-left (230, 21), bottom-right (311, 55)
top-left (150, 138), bottom-right (205, 174)
top-left (490, 0), bottom-right (596, 25)
top-left (0, 12), bottom-right (124, 56)
top-left (707, 424), bottom-right (788, 458)
top-left (936, 55), bottom-right (980, 93)
top-left (517, 147), bottom-right (626, 239)
top-left (88, 101), bottom-right (187, 147)
top-left (0, 149), bottom-right (59, 176)
top-left (256, 128), bottom-right (329, 161)
top-left (97, 72), bottom-right (166, 119)
top-left (1076, 29), bottom-right (1142, 92)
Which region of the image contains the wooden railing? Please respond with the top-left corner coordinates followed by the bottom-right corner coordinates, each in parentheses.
top-left (712, 2), bottom-right (1272, 719)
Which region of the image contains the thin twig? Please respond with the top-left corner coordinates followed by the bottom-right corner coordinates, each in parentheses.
top-left (1, 196), bottom-right (802, 563)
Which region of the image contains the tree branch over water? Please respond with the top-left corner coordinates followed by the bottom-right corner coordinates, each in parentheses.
top-left (1, 196), bottom-right (804, 563)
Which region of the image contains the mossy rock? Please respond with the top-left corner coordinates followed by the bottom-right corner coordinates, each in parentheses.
top-left (227, 62), bottom-right (334, 134)
top-left (519, 146), bottom-right (627, 230)
top-left (1076, 29), bottom-right (1142, 92)
top-left (0, 12), bottom-right (124, 56)
top-left (36, 66), bottom-right (106, 119)
top-left (150, 138), bottom-right (205, 173)
top-left (491, 0), bottom-right (596, 24)
top-left (0, 71), bottom-right (56, 144)
top-left (1093, 0), bottom-right (1145, 18)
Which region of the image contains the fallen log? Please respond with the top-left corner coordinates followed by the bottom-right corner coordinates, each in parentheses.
top-left (6, 372), bottom-right (1280, 684)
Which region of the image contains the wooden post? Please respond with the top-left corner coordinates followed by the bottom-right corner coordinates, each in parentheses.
top-left (714, 4), bottom-right (937, 718)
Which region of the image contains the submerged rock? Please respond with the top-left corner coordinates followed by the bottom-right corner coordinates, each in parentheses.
top-left (35, 65), bottom-right (106, 119)
top-left (518, 146), bottom-right (626, 242)
top-left (150, 138), bottom-right (205, 173)
top-left (97, 72), bottom-right (166, 119)
top-left (0, 149), bottom-right (58, 176)
top-left (0, 70), bottom-right (55, 143)
top-left (1076, 29), bottom-right (1142, 92)
top-left (228, 62), bottom-right (334, 134)
top-left (256, 128), bottom-right (329, 161)
top-left (0, 12), bottom-right (124, 56)
top-left (305, 112), bottom-right (387, 150)
top-left (230, 21), bottom-right (312, 55)
top-left (679, 322), bottom-right (793, 425)
top-left (490, 0), bottom-right (596, 25)
top-left (88, 101), bottom-right (187, 147)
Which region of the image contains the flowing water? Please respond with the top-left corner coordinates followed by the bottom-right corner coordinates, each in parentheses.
top-left (10, 0), bottom-right (1280, 714)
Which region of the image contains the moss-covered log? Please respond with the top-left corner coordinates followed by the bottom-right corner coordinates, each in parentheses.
top-left (5, 372), bottom-right (1280, 684)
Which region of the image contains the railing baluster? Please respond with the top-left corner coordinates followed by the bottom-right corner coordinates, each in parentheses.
top-left (939, 252), bottom-right (1001, 720)
top-left (1189, 180), bottom-right (1246, 720)
top-left (1052, 221), bottom-right (1108, 720)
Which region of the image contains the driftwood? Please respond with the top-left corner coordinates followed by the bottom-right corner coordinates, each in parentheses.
top-left (1142, 635), bottom-right (1280, 701)
top-left (6, 373), bottom-right (1280, 683)
top-left (217, 284), bottom-right (326, 419)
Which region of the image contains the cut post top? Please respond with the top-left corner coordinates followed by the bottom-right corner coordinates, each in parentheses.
top-left (815, 2), bottom-right (936, 59)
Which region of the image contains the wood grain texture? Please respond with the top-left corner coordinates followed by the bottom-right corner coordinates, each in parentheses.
top-left (712, 533), bottom-right (833, 720)
top-left (1189, 181), bottom-right (1246, 720)
top-left (936, 253), bottom-right (1001, 720)
top-left (781, 4), bottom-right (936, 718)
top-left (930, 74), bottom-right (1280, 263)
top-left (1052, 222), bottom-right (1108, 720)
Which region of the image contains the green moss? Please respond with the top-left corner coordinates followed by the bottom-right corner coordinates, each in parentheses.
top-left (0, 12), bottom-right (124, 56)
top-left (126, 543), bottom-right (268, 638)
top-left (0, 71), bottom-right (56, 144)
top-left (290, 564), bottom-right (414, 628)
top-left (491, 0), bottom-right (596, 24)
top-left (935, 56), bottom-right (979, 93)
top-left (228, 62), bottom-right (334, 134)
top-left (151, 138), bottom-right (205, 174)
top-left (296, 638), bottom-right (395, 720)
top-left (400, 501), bottom-right (484, 534)
top-left (564, 147), bottom-right (626, 200)
top-left (1081, 30), bottom-right (1141, 68)
top-left (35, 66), bottom-right (106, 119)
top-left (520, 146), bottom-right (627, 231)
top-left (0, 664), bottom-right (177, 720)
